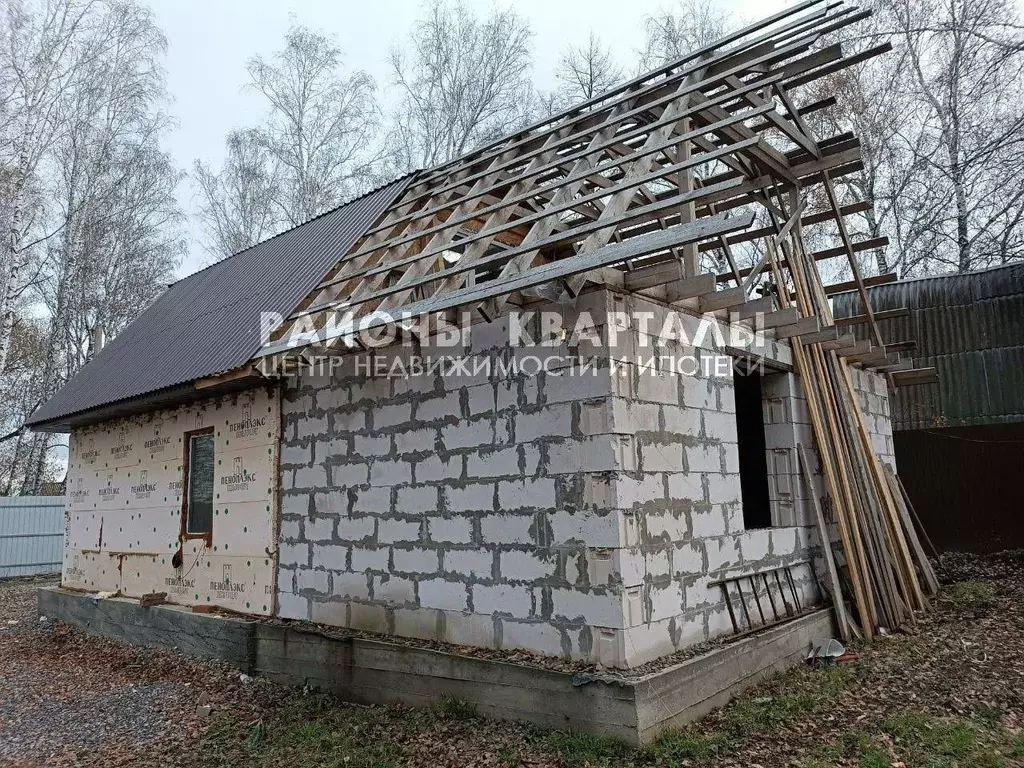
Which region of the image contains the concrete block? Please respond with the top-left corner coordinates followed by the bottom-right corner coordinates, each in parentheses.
top-left (313, 544), bottom-right (348, 571)
top-left (614, 474), bottom-right (666, 509)
top-left (293, 464), bottom-right (326, 489)
top-left (416, 455), bottom-right (461, 483)
top-left (332, 571), bottom-right (371, 600)
top-left (297, 568), bottom-right (329, 594)
top-left (428, 516), bottom-right (473, 544)
top-left (313, 489), bottom-right (348, 516)
top-left (392, 546), bottom-right (439, 575)
top-left (278, 542), bottom-right (310, 568)
top-left (305, 515), bottom-right (336, 542)
top-left (416, 393), bottom-right (461, 424)
top-left (636, 370), bottom-right (679, 405)
top-left (644, 510), bottom-right (690, 543)
top-left (396, 485), bottom-right (439, 514)
top-left (337, 515), bottom-right (375, 542)
top-left (351, 546), bottom-right (389, 572)
top-left (499, 619), bottom-right (566, 658)
top-left (441, 419), bottom-right (494, 450)
top-left (498, 478), bottom-right (556, 510)
top-left (548, 510), bottom-right (620, 548)
top-left (378, 518), bottom-right (423, 544)
top-left (443, 611), bottom-right (497, 648)
top-left (330, 408), bottom-right (366, 433)
top-left (370, 459), bottom-right (412, 487)
top-left (544, 370), bottom-right (612, 404)
top-left (395, 429), bottom-right (436, 455)
top-left (374, 574), bottom-right (416, 604)
top-left (353, 434), bottom-right (391, 458)
top-left (353, 486), bottom-right (391, 515)
top-left (701, 410), bottom-right (737, 441)
top-left (740, 529), bottom-right (772, 562)
top-left (473, 583), bottom-right (533, 618)
top-left (374, 403), bottom-right (412, 429)
top-left (480, 513), bottom-right (534, 545)
top-left (309, 600), bottom-right (348, 627)
top-left (281, 491), bottom-right (310, 517)
top-left (667, 472), bottom-right (703, 502)
top-left (691, 509), bottom-right (728, 539)
top-left (444, 548), bottom-right (494, 578)
top-left (671, 540), bottom-right (706, 576)
top-left (280, 441), bottom-right (311, 466)
top-left (686, 444), bottom-right (722, 474)
top-left (641, 441), bottom-right (684, 473)
top-left (330, 462), bottom-right (370, 488)
top-left (391, 606), bottom-right (440, 640)
top-left (276, 590), bottom-right (308, 620)
top-left (349, 602), bottom-right (388, 632)
top-left (662, 405), bottom-right (701, 436)
top-left (466, 446), bottom-right (521, 478)
top-left (418, 578), bottom-right (469, 612)
top-left (551, 589), bottom-right (622, 627)
top-left (611, 399), bottom-right (659, 433)
top-left (500, 550), bottom-right (556, 582)
top-left (279, 518), bottom-right (302, 541)
top-left (516, 406), bottom-right (572, 443)
top-left (445, 483), bottom-right (496, 513)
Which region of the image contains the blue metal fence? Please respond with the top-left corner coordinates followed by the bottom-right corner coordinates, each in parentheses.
top-left (0, 497), bottom-right (64, 578)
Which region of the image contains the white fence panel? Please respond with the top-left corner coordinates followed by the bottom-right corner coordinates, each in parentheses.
top-left (0, 497), bottom-right (65, 578)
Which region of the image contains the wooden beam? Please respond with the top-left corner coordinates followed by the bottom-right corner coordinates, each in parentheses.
top-left (836, 339), bottom-right (872, 358)
top-left (884, 340), bottom-right (917, 354)
top-left (666, 273), bottom-right (717, 303)
top-left (732, 296), bottom-right (775, 320)
top-left (759, 307), bottom-right (800, 329)
top-left (798, 327), bottom-right (840, 345)
top-left (835, 307), bottom-right (909, 327)
top-left (699, 286), bottom-right (748, 313)
top-left (819, 332), bottom-right (856, 351)
top-left (773, 316), bottom-right (820, 339)
top-left (891, 368), bottom-right (939, 387)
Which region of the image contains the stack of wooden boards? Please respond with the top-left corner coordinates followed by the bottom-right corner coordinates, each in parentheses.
top-left (762, 183), bottom-right (940, 640)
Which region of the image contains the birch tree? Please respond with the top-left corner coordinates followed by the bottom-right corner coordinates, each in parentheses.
top-left (193, 128), bottom-right (278, 260)
top-left (246, 22), bottom-right (379, 228)
top-left (0, 0), bottom-right (105, 377)
top-left (640, 0), bottom-right (733, 67)
top-left (892, 0), bottom-right (1024, 273)
top-left (386, 0), bottom-right (534, 170)
top-left (552, 32), bottom-right (622, 108)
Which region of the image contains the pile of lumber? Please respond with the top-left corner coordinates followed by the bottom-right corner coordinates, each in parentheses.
top-left (766, 181), bottom-right (939, 641)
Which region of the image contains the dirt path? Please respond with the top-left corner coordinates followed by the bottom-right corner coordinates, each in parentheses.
top-left (1, 553), bottom-right (1022, 767)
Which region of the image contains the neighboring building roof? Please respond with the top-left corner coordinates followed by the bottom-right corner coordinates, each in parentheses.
top-left (27, 176), bottom-right (413, 431)
top-left (833, 262), bottom-right (1024, 430)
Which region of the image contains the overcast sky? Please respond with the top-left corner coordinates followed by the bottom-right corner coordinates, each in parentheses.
top-left (146, 0), bottom-right (787, 279)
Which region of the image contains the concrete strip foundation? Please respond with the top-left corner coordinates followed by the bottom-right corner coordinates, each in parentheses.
top-left (39, 585), bottom-right (834, 744)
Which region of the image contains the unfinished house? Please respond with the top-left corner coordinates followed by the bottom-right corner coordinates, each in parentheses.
top-left (31, 0), bottom-right (938, 741)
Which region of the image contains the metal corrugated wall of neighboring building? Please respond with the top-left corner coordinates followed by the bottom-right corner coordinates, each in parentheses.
top-left (834, 264), bottom-right (1024, 553)
top-left (0, 497), bottom-right (64, 578)
top-left (833, 263), bottom-right (1024, 431)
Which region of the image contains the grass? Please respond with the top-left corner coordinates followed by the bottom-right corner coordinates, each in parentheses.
top-left (802, 711), bottom-right (1021, 768)
top-left (949, 580), bottom-right (998, 614)
top-left (201, 694), bottom-right (405, 768)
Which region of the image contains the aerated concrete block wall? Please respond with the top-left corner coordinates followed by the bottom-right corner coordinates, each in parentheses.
top-left (274, 288), bottom-right (893, 668)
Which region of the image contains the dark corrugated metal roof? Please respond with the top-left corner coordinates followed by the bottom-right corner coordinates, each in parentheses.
top-left (833, 263), bottom-right (1024, 430)
top-left (27, 175), bottom-right (412, 430)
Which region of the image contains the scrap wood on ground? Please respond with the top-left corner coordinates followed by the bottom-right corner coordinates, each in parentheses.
top-left (0, 550), bottom-right (1022, 767)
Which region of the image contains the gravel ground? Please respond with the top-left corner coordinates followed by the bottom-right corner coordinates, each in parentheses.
top-left (0, 576), bottom-right (252, 767)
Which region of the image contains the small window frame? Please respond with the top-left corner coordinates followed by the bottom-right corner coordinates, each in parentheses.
top-left (180, 426), bottom-right (215, 545)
